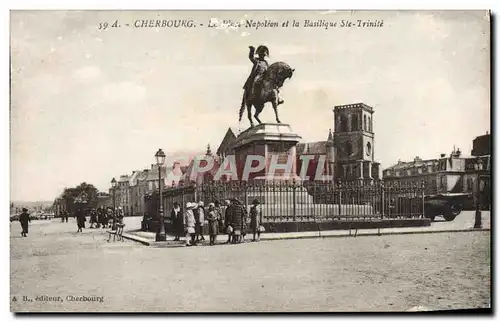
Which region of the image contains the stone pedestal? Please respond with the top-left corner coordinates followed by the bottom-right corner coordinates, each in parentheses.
top-left (233, 123), bottom-right (302, 181)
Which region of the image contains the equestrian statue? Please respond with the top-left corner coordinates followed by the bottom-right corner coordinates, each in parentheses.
top-left (238, 45), bottom-right (295, 128)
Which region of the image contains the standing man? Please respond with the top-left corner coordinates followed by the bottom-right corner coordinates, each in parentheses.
top-left (170, 202), bottom-right (183, 241)
top-left (76, 208), bottom-right (86, 233)
top-left (19, 208), bottom-right (31, 237)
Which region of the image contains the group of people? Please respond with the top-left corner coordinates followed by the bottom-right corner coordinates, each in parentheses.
top-left (16, 206), bottom-right (125, 237)
top-left (72, 207), bottom-right (124, 233)
top-left (169, 198), bottom-right (264, 247)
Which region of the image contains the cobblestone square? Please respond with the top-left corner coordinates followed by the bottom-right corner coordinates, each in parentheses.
top-left (10, 213), bottom-right (490, 312)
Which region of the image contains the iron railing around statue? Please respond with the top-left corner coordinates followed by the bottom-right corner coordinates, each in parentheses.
top-left (154, 180), bottom-right (427, 223)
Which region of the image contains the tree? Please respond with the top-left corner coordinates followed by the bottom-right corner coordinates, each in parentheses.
top-left (61, 182), bottom-right (99, 214)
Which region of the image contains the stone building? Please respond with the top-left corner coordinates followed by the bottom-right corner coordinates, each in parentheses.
top-left (332, 103), bottom-right (380, 183)
top-left (296, 130), bottom-right (334, 180)
top-left (471, 132), bottom-right (490, 156)
top-left (117, 175), bottom-right (131, 215)
top-left (96, 192), bottom-right (111, 209)
top-left (383, 145), bottom-right (490, 197)
top-left (216, 127), bottom-right (239, 160)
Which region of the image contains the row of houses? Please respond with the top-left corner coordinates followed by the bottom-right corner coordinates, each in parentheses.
top-left (382, 132), bottom-right (491, 197)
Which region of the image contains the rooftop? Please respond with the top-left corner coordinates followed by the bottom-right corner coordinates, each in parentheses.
top-left (334, 102), bottom-right (373, 113)
top-left (297, 141), bottom-right (328, 155)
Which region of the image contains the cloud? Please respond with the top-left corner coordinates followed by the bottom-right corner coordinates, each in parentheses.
top-left (413, 13), bottom-right (451, 41)
top-left (72, 65), bottom-right (102, 81)
top-left (100, 81), bottom-right (147, 103)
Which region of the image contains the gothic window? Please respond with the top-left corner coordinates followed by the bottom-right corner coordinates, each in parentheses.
top-left (345, 142), bottom-right (353, 156)
top-left (351, 114), bottom-right (358, 131)
top-left (364, 115), bottom-right (367, 131)
top-left (368, 116), bottom-right (372, 132)
top-left (340, 114), bottom-right (348, 132)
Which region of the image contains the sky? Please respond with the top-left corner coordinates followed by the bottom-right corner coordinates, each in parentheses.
top-left (10, 10), bottom-right (490, 201)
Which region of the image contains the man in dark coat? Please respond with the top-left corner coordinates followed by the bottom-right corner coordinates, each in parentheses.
top-left (170, 202), bottom-right (183, 241)
top-left (76, 208), bottom-right (86, 233)
top-left (19, 208), bottom-right (31, 237)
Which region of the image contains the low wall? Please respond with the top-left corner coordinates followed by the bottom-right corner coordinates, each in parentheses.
top-left (143, 217), bottom-right (430, 234)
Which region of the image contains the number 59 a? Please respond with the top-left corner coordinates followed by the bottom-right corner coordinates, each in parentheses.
top-left (98, 22), bottom-right (109, 30)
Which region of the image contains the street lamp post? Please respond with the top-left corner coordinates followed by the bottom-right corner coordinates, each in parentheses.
top-left (155, 148), bottom-right (167, 242)
top-left (111, 177), bottom-right (117, 230)
top-left (474, 176), bottom-right (483, 229)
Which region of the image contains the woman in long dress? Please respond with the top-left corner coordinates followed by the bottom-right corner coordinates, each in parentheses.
top-left (250, 199), bottom-right (262, 242)
top-left (184, 202), bottom-right (196, 246)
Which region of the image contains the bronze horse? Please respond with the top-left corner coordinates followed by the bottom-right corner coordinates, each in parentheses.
top-left (239, 62), bottom-right (295, 127)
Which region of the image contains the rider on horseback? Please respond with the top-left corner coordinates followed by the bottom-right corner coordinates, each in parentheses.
top-left (243, 45), bottom-right (284, 105)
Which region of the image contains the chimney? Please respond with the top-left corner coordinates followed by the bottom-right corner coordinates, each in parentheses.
top-left (414, 156), bottom-right (422, 162)
top-left (397, 159), bottom-right (402, 164)
top-left (440, 153), bottom-right (446, 158)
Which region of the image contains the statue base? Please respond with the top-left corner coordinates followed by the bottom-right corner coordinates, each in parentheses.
top-left (233, 123), bottom-right (302, 181)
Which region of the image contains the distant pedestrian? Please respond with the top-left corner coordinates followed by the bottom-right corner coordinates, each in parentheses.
top-left (224, 199), bottom-right (233, 244)
top-left (96, 207), bottom-right (104, 228)
top-left (60, 210), bottom-right (65, 223)
top-left (170, 202), bottom-right (183, 241)
top-left (64, 211), bottom-right (69, 222)
top-left (207, 203), bottom-right (219, 246)
top-left (76, 208), bottom-right (86, 233)
top-left (106, 208), bottom-right (114, 228)
top-left (19, 208), bottom-right (31, 237)
top-left (116, 207), bottom-right (124, 225)
top-left (250, 199), bottom-right (263, 242)
top-left (194, 201), bottom-right (205, 243)
top-left (90, 209), bottom-right (98, 228)
top-left (184, 202), bottom-right (196, 246)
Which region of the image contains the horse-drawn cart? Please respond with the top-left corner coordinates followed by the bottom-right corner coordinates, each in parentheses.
top-left (423, 192), bottom-right (471, 221)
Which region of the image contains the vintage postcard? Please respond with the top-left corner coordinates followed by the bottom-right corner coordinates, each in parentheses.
top-left (10, 10), bottom-right (491, 312)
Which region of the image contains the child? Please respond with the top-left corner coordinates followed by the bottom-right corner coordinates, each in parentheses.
top-left (207, 203), bottom-right (219, 246)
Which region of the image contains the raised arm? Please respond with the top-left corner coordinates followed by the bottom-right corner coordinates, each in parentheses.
top-left (248, 46), bottom-right (256, 64)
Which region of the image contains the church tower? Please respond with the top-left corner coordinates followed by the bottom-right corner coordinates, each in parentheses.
top-left (333, 103), bottom-right (379, 183)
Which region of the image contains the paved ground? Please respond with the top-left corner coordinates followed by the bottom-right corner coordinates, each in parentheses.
top-left (10, 215), bottom-right (490, 312)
